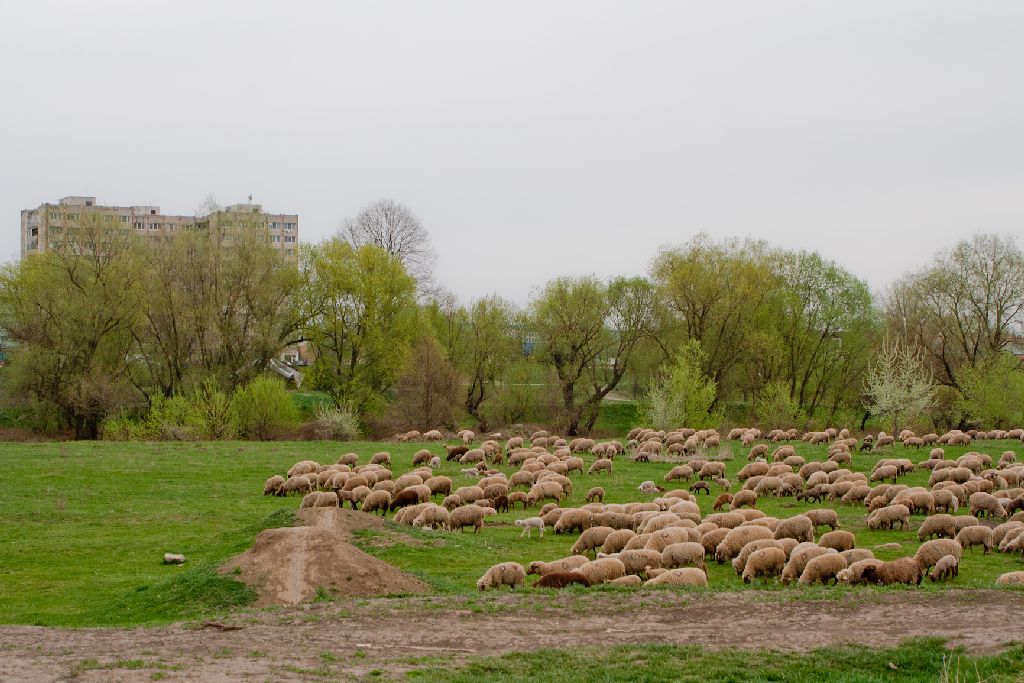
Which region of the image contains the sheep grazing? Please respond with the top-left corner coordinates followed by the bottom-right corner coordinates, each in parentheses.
top-left (644, 567), bottom-right (708, 587)
top-left (448, 504), bottom-right (487, 533)
top-left (609, 574), bottom-right (643, 587)
top-left (742, 547), bottom-right (787, 583)
top-left (476, 562), bottom-right (526, 590)
top-left (818, 530), bottom-right (855, 552)
top-left (533, 571), bottom-right (592, 588)
top-left (969, 492), bottom-right (1008, 520)
top-left (713, 493), bottom-right (733, 511)
top-left (360, 489), bottom-right (391, 516)
top-left (412, 504), bottom-right (450, 530)
top-left (837, 558), bottom-right (884, 585)
top-left (798, 553), bottom-right (848, 585)
top-left (601, 529), bottom-right (637, 555)
top-left (914, 539), bottom-right (963, 573)
top-left (862, 556), bottom-right (923, 585)
top-left (571, 526), bottom-right (616, 556)
top-left (589, 459), bottom-right (613, 475)
top-left (661, 542), bottom-right (707, 571)
top-left (929, 554), bottom-right (959, 582)
top-left (782, 546), bottom-right (836, 585)
top-left (774, 516), bottom-right (815, 544)
top-left (638, 480), bottom-right (662, 495)
top-left (716, 525), bottom-right (775, 563)
top-left (300, 491), bottom-right (339, 509)
top-left (576, 557), bottom-right (627, 585)
top-left (585, 487), bottom-right (605, 503)
top-left (554, 509), bottom-right (593, 535)
top-left (954, 525), bottom-right (993, 554)
top-left (731, 490), bottom-right (757, 509)
top-left (867, 504), bottom-right (911, 531)
top-left (802, 509), bottom-right (839, 531)
top-left (263, 475), bottom-right (285, 496)
top-left (527, 555), bottom-right (589, 576)
top-left (839, 548), bottom-right (875, 565)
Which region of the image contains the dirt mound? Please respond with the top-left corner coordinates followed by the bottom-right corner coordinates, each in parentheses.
top-left (222, 507), bottom-right (426, 605)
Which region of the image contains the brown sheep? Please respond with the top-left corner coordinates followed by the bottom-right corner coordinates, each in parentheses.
top-left (731, 490), bottom-right (757, 509)
top-left (713, 493), bottom-right (733, 511)
top-left (917, 514), bottom-right (957, 541)
top-left (928, 555), bottom-right (958, 582)
top-left (741, 547), bottom-right (786, 583)
top-left (585, 487), bottom-right (605, 503)
top-left (533, 571), bottom-right (592, 588)
top-left (798, 553), bottom-right (847, 585)
top-left (643, 567), bottom-right (708, 587)
top-left (818, 530), bottom-right (855, 552)
top-left (774, 515), bottom-right (815, 543)
top-left (914, 539), bottom-right (963, 573)
top-left (955, 525), bottom-right (994, 554)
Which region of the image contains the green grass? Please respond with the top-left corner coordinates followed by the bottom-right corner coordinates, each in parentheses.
top-left (405, 639), bottom-right (1024, 682)
top-left (593, 401), bottom-right (639, 437)
top-left (0, 436), bottom-right (1021, 627)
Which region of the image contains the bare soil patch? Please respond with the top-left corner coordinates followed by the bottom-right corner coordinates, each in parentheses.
top-left (1, 590), bottom-right (1022, 682)
top-left (220, 507), bottom-right (427, 605)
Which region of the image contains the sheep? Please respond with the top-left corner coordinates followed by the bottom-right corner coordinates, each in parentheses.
top-left (731, 539), bottom-right (784, 575)
top-left (731, 490), bottom-right (757, 509)
top-left (742, 547), bottom-right (787, 583)
top-left (644, 527), bottom-right (697, 553)
top-left (263, 475), bottom-right (285, 496)
top-left (929, 554), bottom-right (958, 582)
top-left (585, 487), bottom-right (605, 503)
top-left (589, 459), bottom-right (613, 475)
top-left (476, 562), bottom-right (525, 590)
top-left (411, 449), bottom-right (433, 466)
top-left (282, 475), bottom-right (314, 495)
top-left (871, 465), bottom-right (899, 483)
top-left (862, 557), bottom-right (922, 585)
top-left (599, 529), bottom-right (636, 555)
top-left (716, 525), bottom-right (776, 563)
top-left (867, 504), bottom-right (911, 531)
top-left (287, 460), bottom-right (319, 477)
top-left (411, 504), bottom-right (450, 530)
top-left (533, 571), bottom-right (592, 588)
top-left (839, 548), bottom-right (875, 565)
top-left (448, 504), bottom-right (487, 533)
top-left (837, 558), bottom-right (884, 585)
top-left (638, 480), bottom-right (662, 495)
top-left (914, 539), bottom-right (963, 573)
top-left (775, 515), bottom-right (815, 543)
top-left (360, 489), bottom-right (392, 516)
top-left (954, 525), bottom-right (993, 554)
top-left (818, 530), bottom-right (855, 552)
top-left (644, 567), bottom-right (708, 587)
top-left (571, 526), bottom-right (616, 556)
top-left (510, 517), bottom-right (543, 539)
top-left (782, 546), bottom-right (836, 585)
top-left (592, 511), bottom-right (638, 531)
top-left (699, 462), bottom-right (727, 480)
top-left (661, 542), bottom-right (706, 571)
top-left (799, 553), bottom-right (848, 585)
top-left (969, 492), bottom-right (1007, 520)
top-left (300, 491), bottom-right (339, 508)
top-left (527, 555), bottom-right (590, 576)
top-left (712, 493), bottom-right (733, 511)
top-left (617, 549), bottom-right (663, 576)
top-left (575, 557), bottom-right (627, 584)
top-left (802, 509), bottom-right (839, 531)
top-left (609, 574), bottom-right (643, 587)
top-left (996, 571), bottom-right (1024, 585)
top-left (917, 514), bottom-right (957, 541)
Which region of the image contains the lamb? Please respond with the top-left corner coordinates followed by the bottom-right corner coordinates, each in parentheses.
top-left (742, 547), bottom-right (787, 583)
top-left (802, 509), bottom-right (839, 531)
top-left (867, 504), bottom-right (911, 531)
top-left (929, 554), bottom-right (958, 582)
top-left (638, 480), bottom-right (662, 495)
top-left (588, 458), bottom-right (613, 475)
top-left (585, 487), bottom-right (605, 503)
top-left (575, 557), bottom-right (627, 584)
top-left (571, 526), bottom-right (616, 556)
top-left (644, 567), bottom-right (708, 587)
top-left (263, 475), bottom-right (285, 496)
top-left (954, 525), bottom-right (994, 554)
top-left (914, 539), bottom-right (963, 573)
top-left (818, 530), bottom-right (855, 552)
top-left (533, 571), bottom-right (592, 588)
top-left (448, 504), bottom-right (487, 533)
top-left (554, 509), bottom-right (593, 535)
top-left (716, 525), bottom-right (776, 563)
top-left (476, 562), bottom-right (525, 590)
top-left (527, 555), bottom-right (590, 576)
top-left (774, 515), bottom-right (815, 543)
top-left (799, 553), bottom-right (848, 585)
top-left (713, 493), bottom-right (733, 511)
top-left (360, 489), bottom-right (392, 516)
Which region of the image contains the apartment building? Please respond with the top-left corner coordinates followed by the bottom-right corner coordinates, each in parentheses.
top-left (20, 196), bottom-right (298, 258)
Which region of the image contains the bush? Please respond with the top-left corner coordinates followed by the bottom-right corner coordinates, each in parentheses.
top-left (638, 340), bottom-right (721, 430)
top-left (232, 376), bottom-right (298, 440)
top-left (385, 336), bottom-right (462, 431)
top-left (956, 352), bottom-right (1024, 429)
top-left (308, 403), bottom-right (361, 440)
top-left (753, 382), bottom-right (806, 429)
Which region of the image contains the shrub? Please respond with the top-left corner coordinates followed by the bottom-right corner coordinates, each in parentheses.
top-left (639, 340), bottom-right (721, 430)
top-left (956, 352), bottom-right (1024, 429)
top-left (309, 403), bottom-right (361, 440)
top-left (232, 376), bottom-right (298, 440)
top-left (753, 382), bottom-right (805, 429)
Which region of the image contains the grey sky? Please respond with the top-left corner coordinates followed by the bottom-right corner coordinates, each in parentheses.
top-left (2, 1), bottom-right (1022, 305)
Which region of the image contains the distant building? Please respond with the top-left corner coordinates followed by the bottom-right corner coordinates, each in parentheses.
top-left (20, 196), bottom-right (298, 259)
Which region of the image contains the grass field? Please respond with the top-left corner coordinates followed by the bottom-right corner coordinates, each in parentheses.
top-left (0, 436), bottom-right (1022, 628)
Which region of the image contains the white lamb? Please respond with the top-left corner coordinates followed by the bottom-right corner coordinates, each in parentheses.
top-left (515, 517), bottom-right (545, 539)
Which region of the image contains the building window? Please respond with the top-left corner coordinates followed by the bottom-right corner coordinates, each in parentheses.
top-left (272, 235), bottom-right (281, 243)
top-left (134, 222), bottom-right (143, 229)
top-left (270, 222), bottom-right (278, 229)
top-left (119, 215), bottom-right (129, 223)
top-left (49, 211), bottom-right (58, 219)
top-left (284, 235), bottom-right (296, 243)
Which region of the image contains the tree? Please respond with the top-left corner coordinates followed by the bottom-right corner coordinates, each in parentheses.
top-left (301, 239), bottom-right (418, 415)
top-left (387, 336), bottom-right (462, 430)
top-left (638, 340), bottom-right (720, 430)
top-left (886, 233), bottom-right (1024, 389)
top-left (0, 212), bottom-right (143, 438)
top-left (863, 338), bottom-right (937, 435)
top-left (530, 276), bottom-right (656, 435)
top-left (955, 352), bottom-right (1024, 429)
top-left (342, 199), bottom-right (436, 293)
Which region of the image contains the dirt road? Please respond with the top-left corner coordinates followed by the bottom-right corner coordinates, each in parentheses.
top-left (1, 590), bottom-right (1021, 681)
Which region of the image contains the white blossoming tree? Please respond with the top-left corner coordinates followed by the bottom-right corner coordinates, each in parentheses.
top-left (863, 339), bottom-right (937, 435)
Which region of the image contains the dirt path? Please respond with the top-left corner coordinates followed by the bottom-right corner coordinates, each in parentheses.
top-left (2, 590), bottom-right (1022, 682)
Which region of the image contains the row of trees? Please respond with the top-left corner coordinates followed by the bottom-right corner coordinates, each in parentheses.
top-left (1, 198), bottom-right (1022, 439)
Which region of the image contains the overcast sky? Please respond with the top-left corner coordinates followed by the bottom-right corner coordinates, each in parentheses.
top-left (2, 1), bottom-right (1022, 304)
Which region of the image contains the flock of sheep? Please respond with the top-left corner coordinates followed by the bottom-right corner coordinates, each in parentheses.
top-left (262, 425), bottom-right (1024, 592)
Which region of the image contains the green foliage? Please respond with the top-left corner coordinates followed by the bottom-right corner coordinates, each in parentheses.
top-left (231, 376), bottom-right (298, 440)
top-left (386, 335), bottom-right (462, 431)
top-left (639, 340), bottom-right (721, 430)
top-left (956, 352), bottom-right (1024, 428)
top-left (754, 381), bottom-right (806, 429)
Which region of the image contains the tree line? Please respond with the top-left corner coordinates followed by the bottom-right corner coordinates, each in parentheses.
top-left (1, 199), bottom-right (1022, 439)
